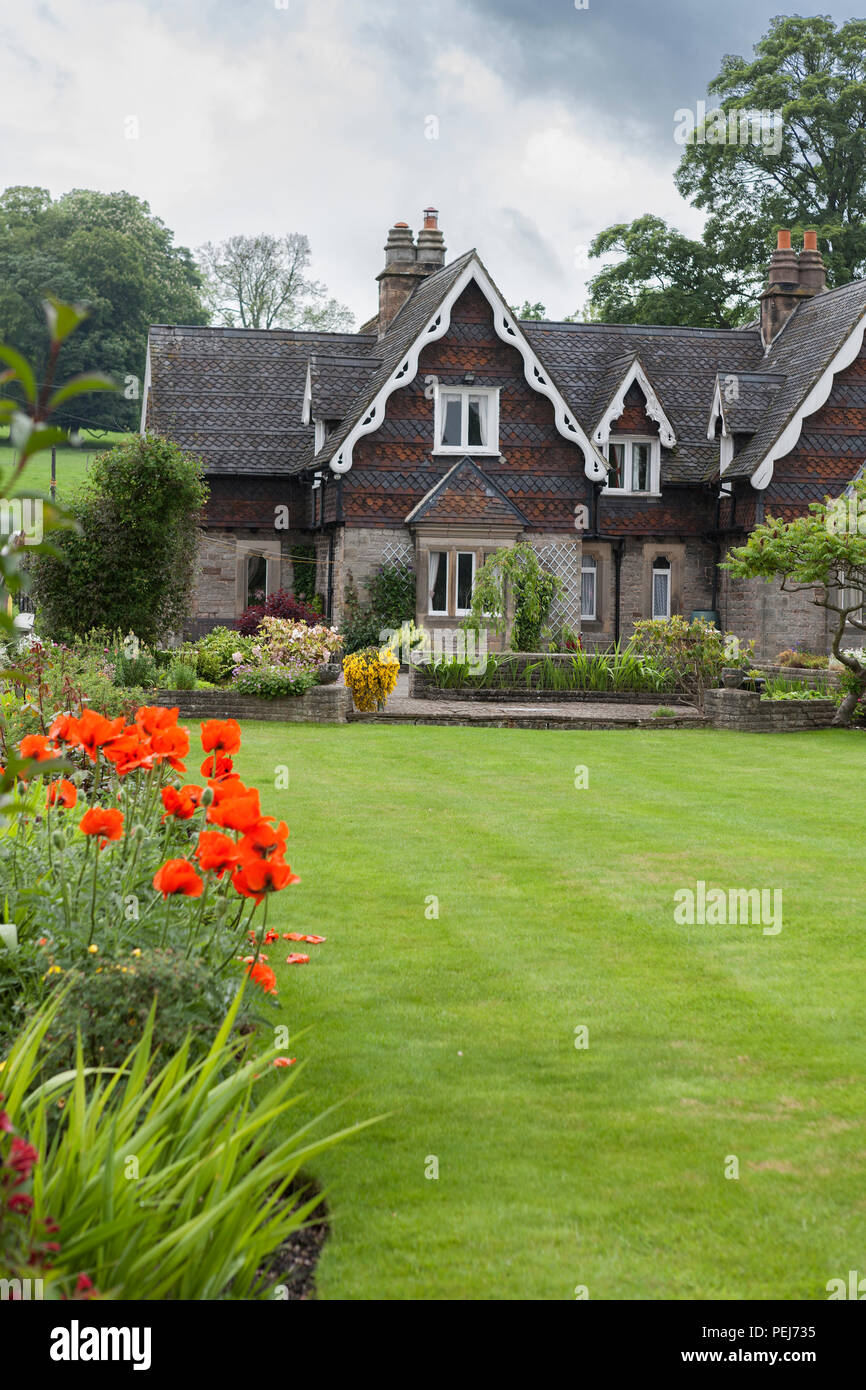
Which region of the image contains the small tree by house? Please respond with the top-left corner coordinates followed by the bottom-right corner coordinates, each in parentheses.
top-left (724, 482), bottom-right (866, 725)
top-left (462, 542), bottom-right (560, 652)
top-left (32, 434), bottom-right (208, 645)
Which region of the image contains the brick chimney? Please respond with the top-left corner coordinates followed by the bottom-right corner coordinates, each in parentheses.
top-left (760, 229), bottom-right (826, 347)
top-left (375, 210), bottom-right (447, 337)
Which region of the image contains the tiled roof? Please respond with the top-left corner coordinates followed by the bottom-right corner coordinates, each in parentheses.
top-left (714, 371), bottom-right (786, 435)
top-left (309, 351), bottom-right (380, 420)
top-left (145, 324), bottom-right (375, 475)
top-left (405, 456), bottom-right (528, 525)
top-left (523, 320), bottom-right (765, 483)
top-left (725, 278), bottom-right (866, 479)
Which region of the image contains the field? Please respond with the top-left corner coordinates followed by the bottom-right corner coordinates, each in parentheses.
top-left (0, 429), bottom-right (131, 498)
top-left (235, 722), bottom-right (866, 1301)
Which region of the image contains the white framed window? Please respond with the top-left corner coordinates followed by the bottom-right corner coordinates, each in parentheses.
top-left (603, 436), bottom-right (660, 494)
top-left (842, 580), bottom-right (866, 620)
top-left (652, 556), bottom-right (671, 619)
top-left (581, 554), bottom-right (597, 621)
top-left (455, 552), bottom-right (476, 614)
top-left (429, 551), bottom-right (449, 614)
top-left (434, 386), bottom-right (499, 454)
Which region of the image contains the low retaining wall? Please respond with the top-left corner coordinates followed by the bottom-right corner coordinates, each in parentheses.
top-left (152, 685), bottom-right (351, 724)
top-left (757, 664), bottom-right (841, 690)
top-left (704, 688), bottom-right (837, 732)
top-left (408, 667), bottom-right (691, 705)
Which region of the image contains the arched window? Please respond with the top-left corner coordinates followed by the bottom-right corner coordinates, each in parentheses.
top-left (652, 556), bottom-right (671, 620)
top-left (581, 554), bottom-right (597, 622)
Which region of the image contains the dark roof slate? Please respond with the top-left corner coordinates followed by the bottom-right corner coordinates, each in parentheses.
top-left (404, 456), bottom-right (528, 525)
top-left (726, 278), bottom-right (866, 478)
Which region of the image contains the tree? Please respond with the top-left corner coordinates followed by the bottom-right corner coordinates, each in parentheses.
top-left (584, 216), bottom-right (754, 327)
top-left (462, 542), bottom-right (560, 651)
top-left (586, 17), bottom-right (866, 324)
top-left (676, 16), bottom-right (866, 290)
top-left (0, 188), bottom-right (208, 430)
top-left (510, 301), bottom-right (547, 320)
top-left (32, 435), bottom-right (209, 644)
top-left (197, 233), bottom-right (353, 331)
top-left (723, 483), bottom-right (866, 725)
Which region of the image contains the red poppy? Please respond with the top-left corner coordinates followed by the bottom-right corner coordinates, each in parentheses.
top-left (283, 933), bottom-right (326, 944)
top-left (150, 725), bottom-right (190, 773)
top-left (238, 818), bottom-right (288, 860)
top-left (273, 1057), bottom-right (296, 1067)
top-left (153, 858), bottom-right (204, 898)
top-left (102, 726), bottom-right (154, 776)
top-left (285, 953), bottom-right (310, 966)
top-left (160, 785), bottom-right (203, 821)
top-left (201, 754), bottom-right (233, 778)
top-left (246, 960), bottom-right (277, 994)
top-left (48, 712), bottom-right (79, 744)
top-left (232, 854), bottom-right (300, 904)
top-left (19, 734), bottom-right (58, 762)
top-left (135, 705), bottom-right (179, 737)
top-left (79, 807), bottom-right (124, 845)
top-left (195, 830), bottom-right (242, 877)
top-left (207, 790), bottom-right (263, 833)
top-left (207, 774), bottom-right (249, 805)
top-left (46, 778), bottom-right (77, 809)
top-left (71, 709), bottom-right (125, 761)
top-left (201, 719), bottom-right (242, 757)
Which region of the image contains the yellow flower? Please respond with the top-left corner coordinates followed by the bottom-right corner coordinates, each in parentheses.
top-left (88, 943), bottom-right (99, 954)
top-left (131, 948), bottom-right (142, 957)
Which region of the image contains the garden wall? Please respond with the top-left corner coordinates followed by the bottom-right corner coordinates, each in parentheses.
top-left (153, 685), bottom-right (351, 723)
top-left (704, 688), bottom-right (837, 732)
top-left (408, 656), bottom-right (693, 705)
top-left (757, 664), bottom-right (841, 690)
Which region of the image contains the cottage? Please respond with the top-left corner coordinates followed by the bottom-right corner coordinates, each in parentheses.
top-left (142, 213), bottom-right (866, 657)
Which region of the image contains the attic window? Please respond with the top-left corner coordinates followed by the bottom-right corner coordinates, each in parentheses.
top-left (603, 436), bottom-right (660, 495)
top-left (434, 386), bottom-right (499, 455)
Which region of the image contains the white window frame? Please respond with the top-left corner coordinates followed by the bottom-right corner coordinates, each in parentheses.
top-left (602, 435), bottom-right (660, 495)
top-left (428, 550), bottom-right (449, 615)
top-left (455, 551), bottom-right (476, 616)
top-left (434, 385), bottom-right (500, 456)
top-left (581, 554), bottom-right (597, 622)
top-left (651, 559), bottom-right (671, 620)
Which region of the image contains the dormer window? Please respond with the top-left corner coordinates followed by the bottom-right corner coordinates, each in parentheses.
top-left (603, 436), bottom-right (660, 495)
top-left (434, 386), bottom-right (499, 455)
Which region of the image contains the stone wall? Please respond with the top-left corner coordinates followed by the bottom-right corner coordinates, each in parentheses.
top-left (704, 687), bottom-right (837, 731)
top-left (716, 569), bottom-right (832, 660)
top-left (409, 655), bottom-right (692, 704)
top-left (153, 684), bottom-right (351, 723)
top-left (335, 524), bottom-right (414, 627)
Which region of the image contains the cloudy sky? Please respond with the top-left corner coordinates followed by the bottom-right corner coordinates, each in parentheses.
top-left (1, 0), bottom-right (857, 322)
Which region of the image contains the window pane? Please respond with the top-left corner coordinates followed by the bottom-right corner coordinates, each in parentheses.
top-left (430, 552), bottom-right (448, 611)
top-left (441, 395), bottom-right (462, 447)
top-left (652, 570), bottom-right (670, 619)
top-left (581, 567), bottom-right (596, 621)
top-left (246, 554), bottom-right (267, 607)
top-left (467, 395), bottom-right (487, 447)
top-left (456, 552), bottom-right (474, 611)
top-left (631, 442), bottom-right (650, 491)
top-left (608, 442), bottom-right (625, 488)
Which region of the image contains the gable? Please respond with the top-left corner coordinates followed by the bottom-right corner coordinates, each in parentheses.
top-left (405, 457), bottom-right (527, 527)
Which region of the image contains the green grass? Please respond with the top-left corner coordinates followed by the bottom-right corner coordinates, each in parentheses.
top-left (0, 429), bottom-right (131, 499)
top-left (235, 724), bottom-right (866, 1300)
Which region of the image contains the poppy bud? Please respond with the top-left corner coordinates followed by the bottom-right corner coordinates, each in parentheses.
top-left (133, 823), bottom-right (146, 841)
top-left (51, 831), bottom-right (64, 850)
top-left (200, 785), bottom-right (214, 808)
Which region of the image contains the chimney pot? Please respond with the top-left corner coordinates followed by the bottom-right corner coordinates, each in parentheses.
top-left (803, 229), bottom-right (818, 251)
top-left (777, 229), bottom-right (792, 250)
top-left (423, 207), bottom-right (439, 230)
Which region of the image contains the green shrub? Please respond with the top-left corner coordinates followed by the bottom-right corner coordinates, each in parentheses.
top-left (194, 626), bottom-right (250, 683)
top-left (232, 665), bottom-right (317, 699)
top-left (167, 659), bottom-right (196, 690)
top-left (2, 989), bottom-right (374, 1300)
top-left (340, 563), bottom-right (415, 654)
top-left (39, 948), bottom-right (231, 1071)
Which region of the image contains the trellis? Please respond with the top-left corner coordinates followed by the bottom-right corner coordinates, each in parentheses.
top-left (532, 540), bottom-right (581, 630)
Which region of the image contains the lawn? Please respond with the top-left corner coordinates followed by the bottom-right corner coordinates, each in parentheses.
top-left (238, 723), bottom-right (866, 1301)
top-left (0, 429), bottom-right (131, 498)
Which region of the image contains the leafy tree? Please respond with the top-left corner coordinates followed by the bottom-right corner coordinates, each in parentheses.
top-left (584, 215), bottom-right (754, 328)
top-left (32, 435), bottom-right (209, 644)
top-left (723, 483), bottom-right (866, 725)
top-left (197, 233), bottom-right (353, 331)
top-left (586, 17), bottom-right (866, 323)
top-left (0, 188), bottom-right (207, 430)
top-left (510, 301), bottom-right (547, 320)
top-left (676, 15), bottom-right (866, 290)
